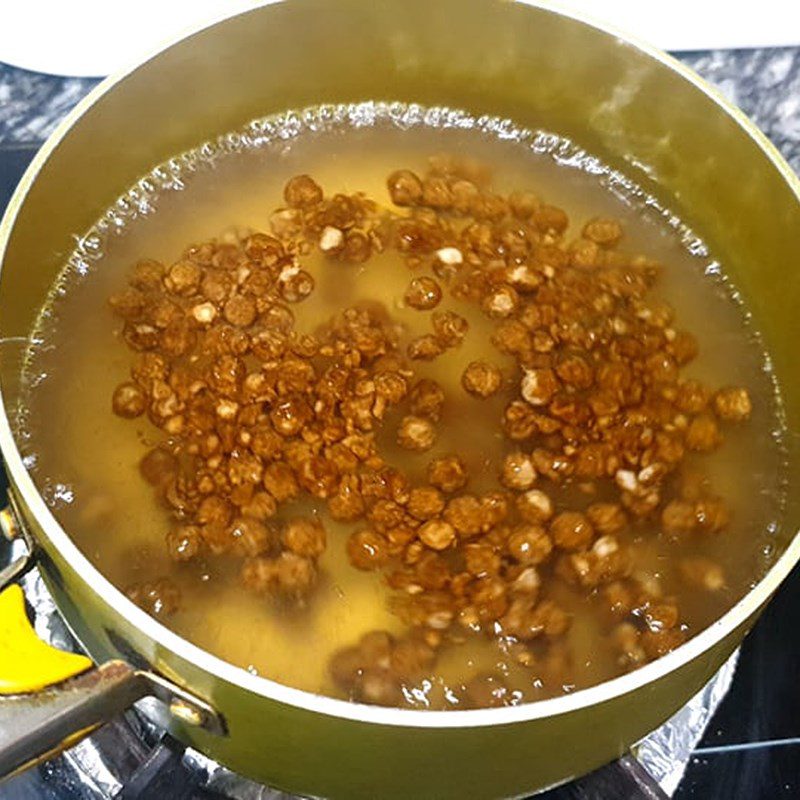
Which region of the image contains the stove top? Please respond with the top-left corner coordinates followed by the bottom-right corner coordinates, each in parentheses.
top-left (0, 142), bottom-right (799, 800)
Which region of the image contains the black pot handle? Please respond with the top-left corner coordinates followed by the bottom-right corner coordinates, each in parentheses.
top-left (0, 498), bottom-right (226, 783)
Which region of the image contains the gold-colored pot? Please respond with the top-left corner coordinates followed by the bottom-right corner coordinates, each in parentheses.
top-left (1, 1), bottom-right (799, 797)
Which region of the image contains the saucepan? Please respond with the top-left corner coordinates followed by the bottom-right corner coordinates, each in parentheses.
top-left (0, 1), bottom-right (799, 797)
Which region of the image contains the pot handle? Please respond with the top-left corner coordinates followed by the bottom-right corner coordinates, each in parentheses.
top-left (0, 502), bottom-right (226, 783)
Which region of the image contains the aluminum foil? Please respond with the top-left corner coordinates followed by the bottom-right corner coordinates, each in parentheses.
top-left (14, 563), bottom-right (737, 799)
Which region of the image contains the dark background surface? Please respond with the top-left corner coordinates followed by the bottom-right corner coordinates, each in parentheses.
top-left (0, 46), bottom-right (799, 797)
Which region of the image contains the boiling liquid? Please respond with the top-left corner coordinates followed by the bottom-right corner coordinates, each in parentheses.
top-left (17, 104), bottom-right (786, 705)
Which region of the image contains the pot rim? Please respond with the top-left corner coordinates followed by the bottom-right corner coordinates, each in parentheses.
top-left (1, 0), bottom-right (799, 730)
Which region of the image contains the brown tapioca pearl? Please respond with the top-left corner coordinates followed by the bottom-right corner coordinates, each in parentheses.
top-left (374, 371), bottom-right (408, 405)
top-left (248, 425), bottom-right (282, 461)
top-left (241, 551), bottom-right (317, 599)
top-left (491, 319), bottom-right (531, 357)
top-left (613, 622), bottom-right (647, 668)
top-left (679, 557), bottom-right (726, 591)
top-left (131, 351), bottom-right (168, 386)
top-left (413, 550), bottom-right (452, 590)
top-left (222, 293), bottom-right (257, 327)
top-left (432, 247), bottom-right (465, 282)
top-left (295, 456), bottom-right (340, 500)
top-left (408, 379), bottom-right (445, 421)
top-left (283, 174), bottom-right (323, 208)
top-left (367, 499), bottom-right (407, 533)
top-left (430, 310), bottom-right (469, 347)
top-left (588, 389), bottom-right (620, 417)
top-left (407, 334), bottom-right (445, 361)
top-left (459, 578), bottom-right (506, 628)
top-left (164, 260), bottom-right (201, 295)
top-left (239, 491), bottom-right (277, 521)
top-left (461, 361), bottom-right (502, 398)
top-left (419, 176), bottom-right (453, 209)
top-left (508, 190), bottom-right (540, 219)
top-left (427, 455), bottom-right (468, 494)
top-left (713, 386), bottom-right (752, 422)
top-left (555, 353), bottom-right (593, 389)
top-left (482, 285), bottom-right (519, 319)
top-left (354, 668), bottom-right (405, 707)
top-left (340, 230), bottom-right (372, 263)
top-left (199, 522), bottom-right (234, 555)
top-left (402, 540), bottom-right (426, 568)
top-left (139, 448), bottom-right (178, 487)
top-left (197, 494), bottom-right (233, 528)
top-left (417, 519), bottom-right (456, 551)
top-left (550, 511), bottom-right (594, 551)
top-left (109, 288), bottom-right (146, 318)
top-left (500, 596), bottom-right (569, 641)
top-left (532, 204), bottom-right (569, 235)
top-left (279, 268), bottom-right (315, 303)
top-left (397, 415), bottom-right (437, 452)
top-left (462, 673), bottom-right (512, 709)
top-left (387, 170), bottom-right (423, 206)
top-left (499, 451), bottom-right (536, 491)
top-left (347, 528), bottom-right (392, 570)
top-left (502, 400), bottom-right (538, 441)
top-left (641, 627), bottom-right (685, 660)
top-left (521, 367), bottom-right (559, 407)
top-left (516, 489), bottom-right (554, 524)
top-left (644, 351), bottom-right (678, 384)
top-left (262, 462), bottom-right (299, 503)
top-left (508, 565), bottom-right (542, 597)
top-left (602, 581), bottom-right (635, 619)
top-left (672, 378), bottom-right (711, 414)
top-left (669, 329), bottom-right (699, 365)
top-left (463, 543), bottom-right (502, 578)
top-left (694, 497), bottom-right (729, 533)
top-left (573, 443), bottom-right (614, 479)
top-left (244, 232), bottom-right (284, 266)
top-left (123, 321), bottom-right (160, 351)
top-left (586, 502), bottom-right (628, 535)
top-left (503, 263), bottom-right (540, 293)
top-left (507, 524), bottom-right (553, 565)
top-left (531, 448), bottom-right (573, 482)
top-left (407, 486), bottom-right (445, 521)
top-left (328, 644), bottom-right (366, 688)
top-left (270, 395), bottom-right (312, 437)
top-left (112, 382), bottom-right (147, 418)
top-left (129, 258), bottom-right (164, 290)
top-left (469, 192), bottom-right (509, 221)
top-left (661, 500), bottom-right (697, 536)
top-left (282, 517), bottom-right (326, 559)
top-left (569, 238), bottom-right (602, 268)
top-left (685, 414), bottom-right (722, 452)
top-left (328, 476), bottom-right (366, 522)
top-left (385, 525), bottom-right (417, 556)
top-left (582, 217), bottom-right (623, 246)
top-left (126, 578), bottom-right (180, 616)
top-left (228, 516), bottom-right (274, 557)
top-left (165, 525), bottom-right (203, 562)
top-left (479, 491), bottom-right (511, 531)
top-left (444, 495), bottom-right (483, 537)
top-left (643, 603), bottom-right (680, 633)
top-left (621, 489), bottom-right (661, 519)
top-left (390, 637), bottom-right (437, 681)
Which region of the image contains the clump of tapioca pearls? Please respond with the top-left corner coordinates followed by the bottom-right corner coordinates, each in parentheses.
top-left (113, 160), bottom-right (753, 708)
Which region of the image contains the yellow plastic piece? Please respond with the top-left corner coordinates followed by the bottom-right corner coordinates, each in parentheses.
top-left (0, 585), bottom-right (92, 694)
